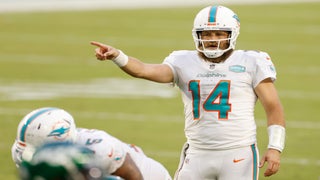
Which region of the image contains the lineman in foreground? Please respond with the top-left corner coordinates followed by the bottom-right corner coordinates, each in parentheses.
top-left (12, 107), bottom-right (172, 180)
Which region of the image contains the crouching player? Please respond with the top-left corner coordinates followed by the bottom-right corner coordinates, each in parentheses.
top-left (12, 107), bottom-right (172, 180)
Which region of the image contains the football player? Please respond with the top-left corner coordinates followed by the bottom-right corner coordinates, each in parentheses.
top-left (12, 107), bottom-right (172, 180)
top-left (90, 5), bottom-right (286, 180)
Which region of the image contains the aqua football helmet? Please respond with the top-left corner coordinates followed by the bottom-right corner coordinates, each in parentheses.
top-left (19, 142), bottom-right (121, 180)
top-left (15, 107), bottom-right (77, 161)
top-left (192, 5), bottom-right (240, 58)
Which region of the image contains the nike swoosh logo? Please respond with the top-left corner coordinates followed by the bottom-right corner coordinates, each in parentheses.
top-left (233, 158), bottom-right (245, 163)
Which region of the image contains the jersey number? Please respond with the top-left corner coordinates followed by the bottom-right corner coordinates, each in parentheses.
top-left (188, 80), bottom-right (231, 120)
top-left (86, 138), bottom-right (102, 145)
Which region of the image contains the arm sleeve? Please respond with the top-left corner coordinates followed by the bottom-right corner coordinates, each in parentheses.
top-left (252, 51), bottom-right (277, 88)
top-left (163, 51), bottom-right (179, 86)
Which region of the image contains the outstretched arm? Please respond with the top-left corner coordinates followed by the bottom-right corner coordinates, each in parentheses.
top-left (255, 78), bottom-right (286, 177)
top-left (90, 41), bottom-right (174, 83)
top-left (112, 153), bottom-right (144, 180)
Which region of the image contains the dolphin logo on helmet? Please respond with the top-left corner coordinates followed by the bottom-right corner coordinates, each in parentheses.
top-left (48, 126), bottom-right (71, 137)
top-left (16, 107), bottom-right (77, 149)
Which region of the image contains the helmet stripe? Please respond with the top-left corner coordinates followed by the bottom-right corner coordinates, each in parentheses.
top-left (19, 107), bottom-right (57, 142)
top-left (208, 6), bottom-right (218, 24)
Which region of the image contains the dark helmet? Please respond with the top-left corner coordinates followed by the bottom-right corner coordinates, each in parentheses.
top-left (19, 142), bottom-right (122, 180)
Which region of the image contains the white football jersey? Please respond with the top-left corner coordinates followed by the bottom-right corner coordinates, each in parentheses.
top-left (163, 50), bottom-right (276, 150)
top-left (76, 128), bottom-right (172, 180)
top-left (76, 128), bottom-right (133, 173)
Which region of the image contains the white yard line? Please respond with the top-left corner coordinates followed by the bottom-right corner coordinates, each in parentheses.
top-left (1, 106), bottom-right (319, 129)
top-left (0, 78), bottom-right (177, 100)
top-left (0, 78), bottom-right (319, 101)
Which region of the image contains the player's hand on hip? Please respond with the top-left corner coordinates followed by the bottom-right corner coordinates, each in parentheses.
top-left (90, 41), bottom-right (120, 61)
top-left (259, 149), bottom-right (281, 177)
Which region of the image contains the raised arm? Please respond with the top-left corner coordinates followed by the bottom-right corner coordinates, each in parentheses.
top-left (90, 41), bottom-right (174, 83)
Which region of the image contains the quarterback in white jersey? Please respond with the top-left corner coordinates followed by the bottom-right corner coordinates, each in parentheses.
top-left (90, 5), bottom-right (286, 180)
top-left (163, 50), bottom-right (275, 150)
top-left (11, 107), bottom-right (172, 180)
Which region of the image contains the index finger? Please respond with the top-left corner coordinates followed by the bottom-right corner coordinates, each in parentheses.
top-left (90, 41), bottom-right (107, 49)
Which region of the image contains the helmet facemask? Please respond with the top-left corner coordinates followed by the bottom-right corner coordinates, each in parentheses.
top-left (193, 30), bottom-right (235, 58)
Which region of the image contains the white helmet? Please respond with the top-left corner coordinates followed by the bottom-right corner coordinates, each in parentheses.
top-left (192, 5), bottom-right (240, 58)
top-left (16, 107), bottom-right (77, 152)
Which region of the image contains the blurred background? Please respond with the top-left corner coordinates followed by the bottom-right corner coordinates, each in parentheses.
top-left (1, 0), bottom-right (320, 179)
top-left (2, 0), bottom-right (319, 12)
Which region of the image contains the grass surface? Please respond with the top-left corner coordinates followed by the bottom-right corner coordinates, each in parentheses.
top-left (1, 2), bottom-right (320, 179)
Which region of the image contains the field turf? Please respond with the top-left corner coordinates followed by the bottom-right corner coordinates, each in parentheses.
top-left (0, 2), bottom-right (319, 179)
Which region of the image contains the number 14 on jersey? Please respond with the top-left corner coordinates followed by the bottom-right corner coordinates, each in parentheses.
top-left (188, 80), bottom-right (232, 120)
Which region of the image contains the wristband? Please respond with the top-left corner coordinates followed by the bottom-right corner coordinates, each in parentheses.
top-left (113, 50), bottom-right (128, 67)
top-left (267, 125), bottom-right (285, 152)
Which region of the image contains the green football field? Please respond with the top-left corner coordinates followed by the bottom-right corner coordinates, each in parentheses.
top-left (1, 2), bottom-right (319, 179)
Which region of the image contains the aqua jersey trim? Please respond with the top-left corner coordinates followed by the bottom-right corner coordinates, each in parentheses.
top-left (251, 144), bottom-right (258, 180)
